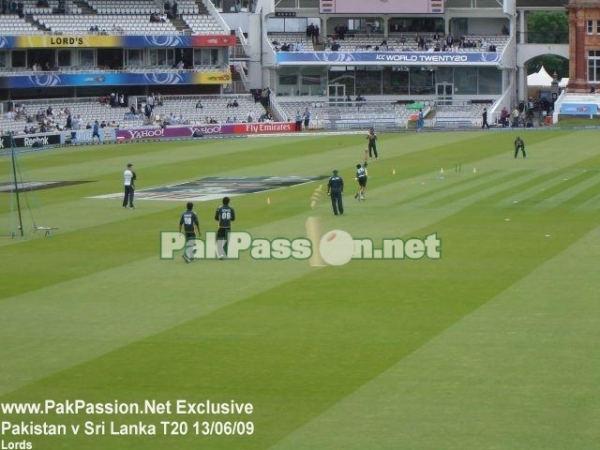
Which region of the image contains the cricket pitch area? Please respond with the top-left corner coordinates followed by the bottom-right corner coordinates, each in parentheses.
top-left (89, 175), bottom-right (326, 202)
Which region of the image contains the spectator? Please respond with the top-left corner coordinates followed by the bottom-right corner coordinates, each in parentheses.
top-left (500, 106), bottom-right (509, 127)
top-left (302, 107), bottom-right (311, 130)
top-left (144, 102), bottom-right (153, 119)
top-left (417, 109), bottom-right (424, 131)
top-left (481, 107), bottom-right (490, 129)
top-left (92, 120), bottom-right (101, 141)
top-left (511, 107), bottom-right (520, 127)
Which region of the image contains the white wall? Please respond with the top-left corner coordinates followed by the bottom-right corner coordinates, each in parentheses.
top-left (466, 18), bottom-right (506, 35)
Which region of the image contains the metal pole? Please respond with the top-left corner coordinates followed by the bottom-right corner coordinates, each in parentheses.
top-left (10, 136), bottom-right (24, 237)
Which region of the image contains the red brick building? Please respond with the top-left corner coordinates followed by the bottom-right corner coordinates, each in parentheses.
top-left (567, 0), bottom-right (600, 92)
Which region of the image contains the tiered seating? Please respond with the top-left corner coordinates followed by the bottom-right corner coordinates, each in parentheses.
top-left (35, 14), bottom-right (178, 35)
top-left (158, 96), bottom-right (265, 125)
top-left (0, 14), bottom-right (45, 35)
top-left (269, 33), bottom-right (315, 52)
top-left (276, 100), bottom-right (423, 129)
top-left (22, 0), bottom-right (81, 15)
top-left (0, 99), bottom-right (147, 135)
top-left (434, 104), bottom-right (488, 128)
top-left (177, 0), bottom-right (200, 15)
top-left (325, 34), bottom-right (508, 53)
top-left (0, 95), bottom-right (267, 136)
top-left (325, 36), bottom-right (411, 52)
top-left (182, 14), bottom-right (229, 35)
top-left (87, 0), bottom-right (161, 15)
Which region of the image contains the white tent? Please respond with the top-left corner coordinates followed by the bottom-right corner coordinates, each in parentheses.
top-left (527, 66), bottom-right (554, 87)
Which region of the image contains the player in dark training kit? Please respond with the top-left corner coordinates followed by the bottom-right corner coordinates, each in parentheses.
top-left (354, 163), bottom-right (368, 201)
top-left (514, 136), bottom-right (526, 158)
top-left (179, 202), bottom-right (200, 263)
top-left (366, 128), bottom-right (379, 160)
top-left (215, 196), bottom-right (235, 259)
top-left (327, 169), bottom-right (344, 215)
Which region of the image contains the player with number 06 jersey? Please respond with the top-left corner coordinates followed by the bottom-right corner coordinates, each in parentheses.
top-left (215, 196), bottom-right (236, 259)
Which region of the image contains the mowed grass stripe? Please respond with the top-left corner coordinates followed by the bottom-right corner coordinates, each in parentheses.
top-left (0, 180), bottom-right (326, 299)
top-left (0, 130), bottom-right (596, 450)
top-left (3, 165), bottom-right (599, 450)
top-left (529, 171), bottom-right (600, 209)
top-left (492, 155), bottom-right (600, 210)
top-left (336, 171), bottom-right (526, 239)
top-left (371, 169), bottom-right (503, 206)
top-left (424, 169), bottom-right (532, 208)
top-left (557, 177), bottom-right (600, 211)
top-left (267, 223), bottom-right (600, 450)
top-left (0, 255), bottom-right (318, 397)
top-left (0, 131), bottom-right (522, 298)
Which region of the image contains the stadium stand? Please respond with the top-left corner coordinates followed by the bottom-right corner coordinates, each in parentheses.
top-left (276, 99), bottom-right (433, 130)
top-left (0, 95), bottom-right (268, 136)
top-left (323, 34), bottom-right (508, 54)
top-left (0, 14), bottom-right (45, 35)
top-left (269, 33), bottom-right (315, 52)
top-left (0, 0), bottom-right (577, 138)
top-left (433, 104), bottom-right (489, 128)
top-left (35, 14), bottom-right (178, 35)
top-left (182, 14), bottom-right (228, 34)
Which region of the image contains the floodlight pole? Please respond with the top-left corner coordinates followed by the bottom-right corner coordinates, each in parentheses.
top-left (10, 135), bottom-right (24, 237)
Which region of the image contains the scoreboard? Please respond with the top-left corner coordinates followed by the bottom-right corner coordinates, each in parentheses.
top-left (319, 0), bottom-right (444, 14)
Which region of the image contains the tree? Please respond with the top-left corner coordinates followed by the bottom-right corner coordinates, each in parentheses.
top-left (525, 11), bottom-right (569, 79)
top-left (526, 11), bottom-right (569, 44)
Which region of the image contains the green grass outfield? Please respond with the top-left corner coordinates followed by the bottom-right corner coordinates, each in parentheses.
top-left (1, 129), bottom-right (599, 449)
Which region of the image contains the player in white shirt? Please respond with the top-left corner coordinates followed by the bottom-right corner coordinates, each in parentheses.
top-left (122, 163), bottom-right (136, 209)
